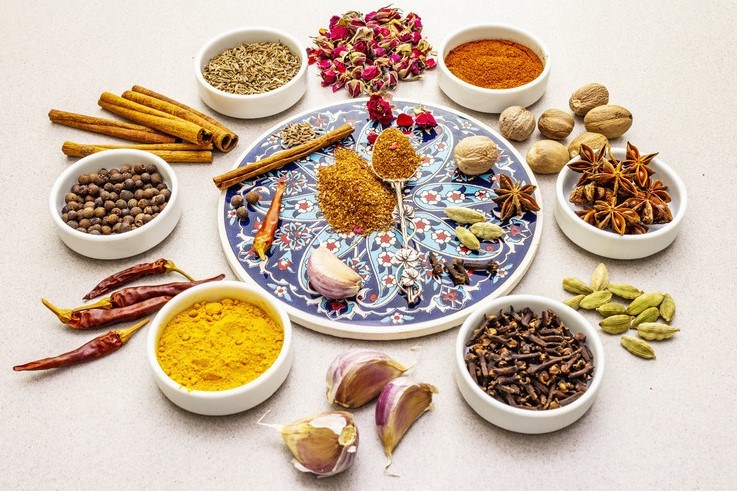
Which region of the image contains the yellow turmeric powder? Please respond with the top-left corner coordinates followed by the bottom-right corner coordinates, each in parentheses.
top-left (156, 298), bottom-right (283, 391)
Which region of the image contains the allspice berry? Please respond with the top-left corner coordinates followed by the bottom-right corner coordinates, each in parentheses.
top-left (584, 105), bottom-right (633, 138)
top-left (568, 132), bottom-right (609, 158)
top-left (537, 109), bottom-right (574, 139)
top-left (569, 83), bottom-right (609, 116)
top-left (499, 106), bottom-right (535, 142)
top-left (526, 140), bottom-right (570, 174)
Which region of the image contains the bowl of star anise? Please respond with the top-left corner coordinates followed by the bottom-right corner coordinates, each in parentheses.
top-left (554, 143), bottom-right (686, 259)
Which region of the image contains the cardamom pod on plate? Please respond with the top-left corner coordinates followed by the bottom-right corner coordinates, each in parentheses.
top-left (444, 206), bottom-right (485, 224)
top-left (469, 222), bottom-right (505, 240)
top-left (455, 226), bottom-right (480, 250)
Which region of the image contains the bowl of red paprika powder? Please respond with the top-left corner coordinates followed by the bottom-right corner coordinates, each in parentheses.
top-left (438, 24), bottom-right (551, 113)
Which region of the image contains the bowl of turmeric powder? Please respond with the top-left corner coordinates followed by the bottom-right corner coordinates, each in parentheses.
top-left (147, 280), bottom-right (293, 416)
top-left (438, 24), bottom-right (551, 113)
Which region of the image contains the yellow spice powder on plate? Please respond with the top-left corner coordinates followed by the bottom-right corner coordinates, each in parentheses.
top-left (157, 299), bottom-right (283, 391)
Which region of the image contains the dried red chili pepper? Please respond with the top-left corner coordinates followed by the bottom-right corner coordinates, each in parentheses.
top-left (13, 319), bottom-right (149, 372)
top-left (42, 296), bottom-right (171, 329)
top-left (83, 258), bottom-right (194, 300)
top-left (253, 177), bottom-right (287, 260)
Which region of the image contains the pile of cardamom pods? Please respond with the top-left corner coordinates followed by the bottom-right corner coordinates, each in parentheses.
top-left (562, 263), bottom-right (679, 359)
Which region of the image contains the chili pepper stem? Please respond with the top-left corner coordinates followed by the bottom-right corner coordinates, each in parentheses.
top-left (72, 297), bottom-right (114, 312)
top-left (41, 298), bottom-right (72, 324)
top-left (164, 261), bottom-right (195, 282)
top-left (117, 318), bottom-right (150, 343)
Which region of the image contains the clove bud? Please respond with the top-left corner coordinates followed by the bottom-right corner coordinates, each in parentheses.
top-left (326, 349), bottom-right (411, 408)
top-left (375, 376), bottom-right (437, 473)
top-left (259, 411), bottom-right (359, 478)
top-left (307, 245), bottom-right (363, 300)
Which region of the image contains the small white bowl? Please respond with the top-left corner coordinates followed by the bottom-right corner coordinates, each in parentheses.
top-left (147, 281), bottom-right (293, 416)
top-left (50, 149), bottom-right (181, 260)
top-left (555, 147), bottom-right (687, 260)
top-left (438, 24), bottom-right (551, 113)
top-left (455, 294), bottom-right (605, 434)
top-left (194, 27), bottom-right (308, 119)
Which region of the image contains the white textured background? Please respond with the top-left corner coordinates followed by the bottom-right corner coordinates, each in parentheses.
top-left (1, 1), bottom-right (735, 489)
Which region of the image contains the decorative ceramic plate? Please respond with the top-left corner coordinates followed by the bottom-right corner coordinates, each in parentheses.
top-left (218, 99), bottom-right (542, 340)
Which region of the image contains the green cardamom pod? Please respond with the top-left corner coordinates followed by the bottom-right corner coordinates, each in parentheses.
top-left (591, 263), bottom-right (609, 291)
top-left (564, 295), bottom-right (586, 310)
top-left (596, 302), bottom-right (627, 317)
top-left (599, 314), bottom-right (633, 334)
top-left (445, 206), bottom-right (485, 224)
top-left (455, 226), bottom-right (480, 250)
top-left (469, 222), bottom-right (505, 240)
top-left (626, 292), bottom-right (664, 315)
top-left (659, 294), bottom-right (676, 322)
top-left (607, 283), bottom-right (644, 300)
top-left (632, 307), bottom-right (660, 327)
top-left (562, 277), bottom-right (594, 295)
top-left (621, 335), bottom-right (656, 359)
top-left (636, 322), bottom-right (680, 341)
top-left (580, 290), bottom-right (613, 309)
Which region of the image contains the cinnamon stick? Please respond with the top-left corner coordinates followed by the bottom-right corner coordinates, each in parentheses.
top-left (62, 142), bottom-right (212, 163)
top-left (98, 92), bottom-right (212, 146)
top-left (48, 110), bottom-right (176, 144)
top-left (212, 123), bottom-right (355, 190)
top-left (125, 86), bottom-right (238, 152)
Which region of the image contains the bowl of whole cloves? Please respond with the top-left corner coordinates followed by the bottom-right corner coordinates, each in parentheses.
top-left (455, 294), bottom-right (605, 434)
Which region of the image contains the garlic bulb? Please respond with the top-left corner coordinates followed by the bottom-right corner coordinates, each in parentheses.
top-left (307, 245), bottom-right (362, 299)
top-left (375, 376), bottom-right (437, 472)
top-left (260, 411), bottom-right (358, 478)
top-left (326, 349), bottom-right (411, 408)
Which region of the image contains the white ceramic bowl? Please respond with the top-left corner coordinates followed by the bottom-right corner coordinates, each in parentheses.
top-left (455, 294), bottom-right (605, 434)
top-left (50, 149), bottom-right (181, 260)
top-left (555, 147), bottom-right (687, 260)
top-left (147, 281), bottom-right (293, 416)
top-left (438, 24), bottom-right (551, 113)
top-left (194, 27), bottom-right (308, 119)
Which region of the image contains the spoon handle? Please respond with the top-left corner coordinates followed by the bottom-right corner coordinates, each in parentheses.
top-left (391, 182), bottom-right (422, 306)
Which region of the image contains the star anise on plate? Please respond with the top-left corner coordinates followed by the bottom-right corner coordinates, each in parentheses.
top-left (567, 144), bottom-right (608, 185)
top-left (492, 174), bottom-right (540, 221)
top-left (588, 155), bottom-right (637, 197)
top-left (624, 179), bottom-right (673, 224)
top-left (622, 142), bottom-right (657, 188)
top-left (575, 207), bottom-right (597, 226)
top-left (593, 199), bottom-right (640, 235)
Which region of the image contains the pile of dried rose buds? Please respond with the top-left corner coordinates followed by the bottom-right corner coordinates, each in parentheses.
top-left (307, 7), bottom-right (436, 96)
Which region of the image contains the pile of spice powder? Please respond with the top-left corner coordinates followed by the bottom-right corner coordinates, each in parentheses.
top-left (202, 42), bottom-right (301, 95)
top-left (156, 299), bottom-right (283, 391)
top-left (317, 149), bottom-right (396, 234)
top-left (444, 40), bottom-right (544, 89)
top-left (372, 128), bottom-right (422, 180)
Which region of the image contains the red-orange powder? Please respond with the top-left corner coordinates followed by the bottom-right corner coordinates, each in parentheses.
top-left (445, 39), bottom-right (544, 89)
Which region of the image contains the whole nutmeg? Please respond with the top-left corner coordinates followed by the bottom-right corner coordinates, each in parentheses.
top-left (499, 106), bottom-right (535, 142)
top-left (584, 105), bottom-right (633, 138)
top-left (569, 83), bottom-right (609, 116)
top-left (537, 109), bottom-right (574, 139)
top-left (568, 132), bottom-right (609, 158)
top-left (453, 135), bottom-right (499, 175)
top-left (526, 140), bottom-right (570, 174)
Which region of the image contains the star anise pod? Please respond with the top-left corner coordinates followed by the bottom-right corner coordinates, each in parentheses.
top-left (593, 199), bottom-right (640, 235)
top-left (627, 223), bottom-right (649, 235)
top-left (575, 207), bottom-right (597, 226)
top-left (567, 144), bottom-right (608, 185)
top-left (492, 174), bottom-right (540, 221)
top-left (588, 155), bottom-right (637, 197)
top-left (624, 179), bottom-right (673, 225)
top-left (622, 142), bottom-right (657, 188)
top-left (570, 182), bottom-right (614, 206)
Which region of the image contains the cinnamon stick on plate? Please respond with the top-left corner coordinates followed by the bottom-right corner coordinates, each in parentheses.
top-left (124, 86), bottom-right (238, 152)
top-left (62, 141), bottom-right (212, 163)
top-left (212, 123), bottom-right (355, 190)
top-left (48, 110), bottom-right (176, 144)
top-left (98, 92), bottom-right (212, 146)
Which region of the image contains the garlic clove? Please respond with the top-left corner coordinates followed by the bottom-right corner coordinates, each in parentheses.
top-left (260, 411), bottom-right (359, 478)
top-left (375, 376), bottom-right (437, 473)
top-left (307, 245), bottom-right (362, 300)
top-left (326, 349), bottom-right (411, 408)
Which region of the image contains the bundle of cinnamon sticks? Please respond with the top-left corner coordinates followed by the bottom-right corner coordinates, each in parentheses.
top-left (49, 86), bottom-right (238, 163)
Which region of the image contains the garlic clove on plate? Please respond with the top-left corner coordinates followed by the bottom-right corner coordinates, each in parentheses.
top-left (307, 245), bottom-right (362, 299)
top-left (326, 349), bottom-right (411, 408)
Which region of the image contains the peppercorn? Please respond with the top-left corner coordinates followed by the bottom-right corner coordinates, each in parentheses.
top-left (141, 172), bottom-right (151, 183)
top-left (90, 218), bottom-right (101, 226)
top-left (67, 220), bottom-right (79, 229)
top-left (84, 195), bottom-right (94, 203)
top-left (103, 183), bottom-right (114, 192)
top-left (84, 201), bottom-right (95, 208)
top-left (101, 225), bottom-right (112, 235)
top-left (156, 183), bottom-right (166, 191)
top-left (245, 190), bottom-right (261, 205)
top-left (236, 206), bottom-right (248, 220)
top-left (138, 199), bottom-right (149, 208)
top-left (145, 163), bottom-right (157, 174)
top-left (230, 195), bottom-right (244, 208)
top-left (67, 210), bottom-right (79, 221)
top-left (122, 215), bottom-right (135, 225)
top-left (89, 229), bottom-right (101, 235)
top-left (113, 183), bottom-right (124, 193)
top-left (87, 183), bottom-right (100, 196)
top-left (134, 164), bottom-right (146, 174)
top-left (78, 174), bottom-right (92, 185)
top-left (61, 213), bottom-right (69, 222)
top-left (65, 193), bottom-right (77, 203)
top-left (106, 214), bottom-right (119, 225)
top-left (79, 218), bottom-right (92, 229)
top-left (81, 208), bottom-right (94, 219)
top-left (120, 164), bottom-right (132, 173)
top-left (152, 194), bottom-right (165, 206)
top-left (150, 173), bottom-right (163, 186)
top-left (143, 188), bottom-right (155, 200)
top-left (119, 222), bottom-right (132, 233)
top-left (93, 175), bottom-right (106, 186)
top-left (93, 197), bottom-right (103, 207)
top-left (120, 189), bottom-right (133, 201)
top-left (67, 202), bottom-right (80, 211)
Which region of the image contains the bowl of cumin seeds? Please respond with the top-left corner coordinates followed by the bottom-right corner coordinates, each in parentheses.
top-left (195, 27), bottom-right (307, 119)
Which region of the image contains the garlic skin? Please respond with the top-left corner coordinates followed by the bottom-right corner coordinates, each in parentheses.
top-left (326, 349), bottom-right (410, 408)
top-left (262, 411), bottom-right (359, 478)
top-left (307, 245), bottom-right (362, 299)
top-left (375, 376), bottom-right (437, 471)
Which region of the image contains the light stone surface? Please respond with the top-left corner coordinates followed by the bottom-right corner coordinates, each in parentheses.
top-left (1, 1), bottom-right (735, 489)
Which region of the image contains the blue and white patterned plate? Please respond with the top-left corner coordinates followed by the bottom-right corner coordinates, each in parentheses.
top-left (217, 99), bottom-right (542, 340)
